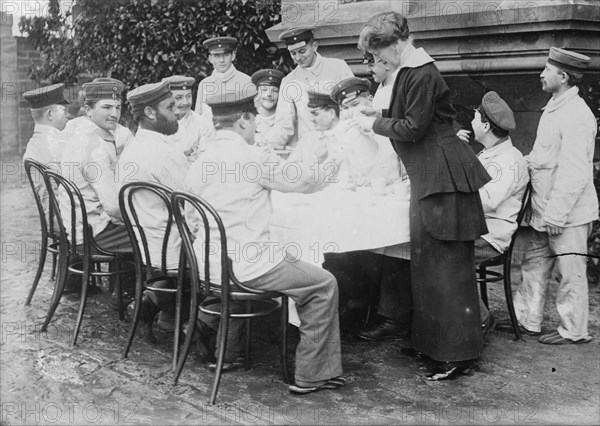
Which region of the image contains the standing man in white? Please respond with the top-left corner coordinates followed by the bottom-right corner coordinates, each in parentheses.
top-left (261, 26), bottom-right (354, 149)
top-left (513, 47), bottom-right (598, 344)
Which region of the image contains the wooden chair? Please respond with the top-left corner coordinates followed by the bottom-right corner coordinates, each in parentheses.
top-left (23, 159), bottom-right (60, 305)
top-left (42, 170), bottom-right (134, 345)
top-left (477, 183), bottom-right (532, 341)
top-left (119, 181), bottom-right (187, 370)
top-left (171, 190), bottom-right (290, 404)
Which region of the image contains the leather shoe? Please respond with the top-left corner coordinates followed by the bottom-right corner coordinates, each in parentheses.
top-left (481, 313), bottom-right (495, 337)
top-left (356, 316), bottom-right (409, 341)
top-left (184, 319), bottom-right (216, 362)
top-left (127, 295), bottom-right (160, 344)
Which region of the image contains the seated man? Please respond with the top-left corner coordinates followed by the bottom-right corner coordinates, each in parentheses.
top-left (162, 75), bottom-right (215, 163)
top-left (60, 79), bottom-right (132, 253)
top-left (62, 77), bottom-right (134, 156)
top-left (118, 81), bottom-right (188, 341)
top-left (457, 91), bottom-right (529, 329)
top-left (185, 88), bottom-right (346, 394)
top-left (22, 83), bottom-right (70, 213)
top-left (251, 69), bottom-right (284, 146)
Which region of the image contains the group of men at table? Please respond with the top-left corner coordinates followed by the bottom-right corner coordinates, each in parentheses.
top-left (21, 24), bottom-right (596, 392)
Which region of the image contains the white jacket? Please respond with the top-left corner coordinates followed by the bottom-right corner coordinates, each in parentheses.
top-left (527, 86), bottom-right (598, 229)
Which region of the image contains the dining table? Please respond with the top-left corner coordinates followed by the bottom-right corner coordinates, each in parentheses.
top-left (270, 180), bottom-right (411, 325)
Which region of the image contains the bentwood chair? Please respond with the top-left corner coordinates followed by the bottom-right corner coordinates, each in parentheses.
top-left (171, 190), bottom-right (290, 405)
top-left (477, 182), bottom-right (532, 341)
top-left (119, 181), bottom-right (187, 370)
top-left (23, 159), bottom-right (60, 305)
top-left (42, 170), bottom-right (134, 345)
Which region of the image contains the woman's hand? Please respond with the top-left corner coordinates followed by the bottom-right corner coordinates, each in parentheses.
top-left (456, 129), bottom-right (471, 143)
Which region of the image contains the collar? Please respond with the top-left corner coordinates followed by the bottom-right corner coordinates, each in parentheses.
top-left (211, 64), bottom-right (237, 82)
top-left (33, 123), bottom-right (61, 135)
top-left (542, 86), bottom-right (579, 113)
top-left (135, 127), bottom-right (171, 145)
top-left (477, 136), bottom-right (513, 157)
top-left (215, 129), bottom-right (248, 146)
top-left (91, 126), bottom-right (116, 143)
top-left (300, 52), bottom-right (324, 76)
top-left (400, 45), bottom-right (435, 69)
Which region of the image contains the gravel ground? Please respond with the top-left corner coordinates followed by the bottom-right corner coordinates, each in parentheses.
top-left (1, 155), bottom-right (599, 425)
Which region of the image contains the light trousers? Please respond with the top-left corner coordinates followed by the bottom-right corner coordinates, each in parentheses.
top-left (514, 224), bottom-right (592, 340)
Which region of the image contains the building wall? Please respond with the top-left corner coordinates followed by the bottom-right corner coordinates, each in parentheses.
top-left (1, 12), bottom-right (44, 157)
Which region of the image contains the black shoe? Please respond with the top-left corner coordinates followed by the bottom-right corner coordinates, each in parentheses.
top-left (424, 360), bottom-right (473, 381)
top-left (184, 319), bottom-right (216, 363)
top-left (208, 356), bottom-right (245, 372)
top-left (356, 316), bottom-right (409, 341)
top-left (127, 295), bottom-right (159, 344)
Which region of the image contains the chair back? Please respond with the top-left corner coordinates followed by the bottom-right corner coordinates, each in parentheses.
top-left (170, 190), bottom-right (265, 299)
top-left (23, 159), bottom-right (55, 237)
top-left (506, 182), bottom-right (532, 255)
top-left (44, 170), bottom-right (93, 256)
top-left (119, 181), bottom-right (178, 279)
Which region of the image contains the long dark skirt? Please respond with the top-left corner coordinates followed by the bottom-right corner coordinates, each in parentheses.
top-left (409, 192), bottom-right (483, 362)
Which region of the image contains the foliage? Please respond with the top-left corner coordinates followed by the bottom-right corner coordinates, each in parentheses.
top-left (19, 0), bottom-right (293, 88)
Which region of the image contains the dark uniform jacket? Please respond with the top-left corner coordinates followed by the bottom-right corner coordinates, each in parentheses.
top-left (373, 46), bottom-right (490, 241)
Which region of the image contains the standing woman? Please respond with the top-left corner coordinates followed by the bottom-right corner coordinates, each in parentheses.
top-left (355, 12), bottom-right (491, 380)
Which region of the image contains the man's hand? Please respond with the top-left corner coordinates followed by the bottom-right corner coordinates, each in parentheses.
top-left (355, 115), bottom-right (376, 133)
top-left (358, 106), bottom-right (382, 118)
top-left (546, 224), bottom-right (564, 236)
top-left (456, 129), bottom-right (471, 143)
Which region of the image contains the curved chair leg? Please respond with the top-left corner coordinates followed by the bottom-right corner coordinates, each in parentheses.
top-left (173, 282), bottom-right (199, 384)
top-left (479, 266), bottom-right (489, 308)
top-left (209, 309), bottom-right (230, 405)
top-left (41, 252), bottom-right (69, 332)
top-left (280, 296), bottom-right (290, 384)
top-left (49, 249), bottom-right (58, 281)
top-left (173, 271), bottom-right (184, 372)
top-left (25, 236), bottom-right (48, 305)
top-left (245, 301), bottom-right (252, 371)
top-left (72, 259), bottom-right (91, 346)
top-left (122, 273), bottom-right (144, 359)
top-left (503, 261), bottom-right (522, 341)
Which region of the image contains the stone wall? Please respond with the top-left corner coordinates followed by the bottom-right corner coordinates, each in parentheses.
top-left (0, 11), bottom-right (52, 158)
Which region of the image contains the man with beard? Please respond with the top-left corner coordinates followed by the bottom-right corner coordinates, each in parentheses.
top-left (261, 26), bottom-right (354, 149)
top-left (162, 75), bottom-right (215, 163)
top-left (118, 81), bottom-right (189, 342)
top-left (251, 69), bottom-right (284, 146)
top-left (194, 36), bottom-right (253, 119)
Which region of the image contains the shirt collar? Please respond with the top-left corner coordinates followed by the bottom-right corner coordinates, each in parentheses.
top-left (477, 136), bottom-right (513, 157)
top-left (542, 86), bottom-right (579, 113)
top-left (302, 52), bottom-right (324, 75)
top-left (135, 127), bottom-right (171, 144)
top-left (400, 44), bottom-right (435, 69)
top-left (215, 129), bottom-right (248, 146)
top-left (34, 123), bottom-right (61, 135)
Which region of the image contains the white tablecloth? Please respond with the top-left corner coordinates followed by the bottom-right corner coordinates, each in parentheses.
top-left (270, 184), bottom-right (411, 325)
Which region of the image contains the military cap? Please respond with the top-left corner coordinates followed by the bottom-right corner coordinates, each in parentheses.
top-left (548, 47), bottom-right (590, 74)
top-left (479, 91), bottom-right (516, 132)
top-left (23, 83), bottom-right (69, 109)
top-left (251, 69), bottom-right (285, 88)
top-left (203, 36), bottom-right (237, 54)
top-left (330, 77), bottom-right (372, 105)
top-left (82, 79), bottom-right (125, 102)
top-left (127, 81), bottom-right (172, 113)
top-left (206, 87), bottom-right (258, 116)
top-left (307, 89), bottom-right (338, 108)
top-left (161, 75), bottom-right (196, 91)
top-left (279, 26), bottom-right (315, 50)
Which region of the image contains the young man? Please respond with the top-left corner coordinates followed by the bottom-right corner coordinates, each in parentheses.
top-left (457, 91), bottom-right (529, 332)
top-left (185, 88), bottom-right (346, 394)
top-left (251, 69), bottom-right (284, 146)
top-left (513, 47), bottom-right (597, 344)
top-left (162, 75), bottom-right (215, 163)
top-left (60, 79), bottom-right (131, 252)
top-left (62, 77), bottom-right (134, 156)
top-left (22, 83), bottom-right (70, 210)
top-left (261, 26), bottom-right (354, 149)
top-left (119, 81), bottom-right (188, 341)
top-left (193, 36), bottom-right (253, 117)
